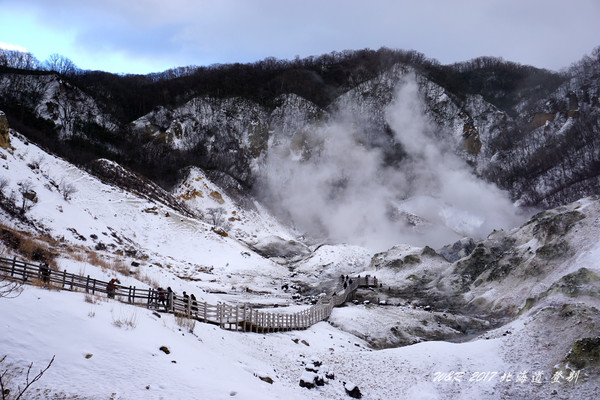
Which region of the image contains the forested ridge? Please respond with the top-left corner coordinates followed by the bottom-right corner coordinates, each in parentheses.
top-left (1, 46), bottom-right (599, 208)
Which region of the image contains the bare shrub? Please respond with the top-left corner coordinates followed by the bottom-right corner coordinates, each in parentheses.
top-left (0, 279), bottom-right (21, 299)
top-left (175, 313), bottom-right (196, 333)
top-left (69, 251), bottom-right (86, 263)
top-left (0, 354), bottom-right (55, 400)
top-left (137, 273), bottom-right (160, 289)
top-left (112, 310), bottom-right (137, 329)
top-left (17, 180), bottom-right (36, 214)
top-left (16, 237), bottom-right (37, 259)
top-left (58, 179), bottom-right (77, 201)
top-left (84, 294), bottom-right (100, 304)
top-left (0, 226), bottom-right (53, 263)
top-left (83, 251), bottom-right (135, 278)
top-left (85, 251), bottom-right (103, 268)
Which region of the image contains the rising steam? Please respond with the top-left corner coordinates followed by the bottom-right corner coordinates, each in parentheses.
top-left (258, 75), bottom-right (524, 251)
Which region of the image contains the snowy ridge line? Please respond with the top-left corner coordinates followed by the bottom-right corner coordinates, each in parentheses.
top-left (0, 256), bottom-right (376, 333)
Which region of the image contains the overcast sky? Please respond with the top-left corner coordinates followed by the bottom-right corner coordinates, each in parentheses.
top-left (1, 0), bottom-right (599, 75)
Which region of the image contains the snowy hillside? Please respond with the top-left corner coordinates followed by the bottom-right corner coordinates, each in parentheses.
top-left (2, 112), bottom-right (600, 399)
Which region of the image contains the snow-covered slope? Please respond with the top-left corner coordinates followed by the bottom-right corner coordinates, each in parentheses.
top-left (2, 126), bottom-right (599, 399)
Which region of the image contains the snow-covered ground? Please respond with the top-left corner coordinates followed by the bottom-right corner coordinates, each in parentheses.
top-left (2, 129), bottom-right (598, 399)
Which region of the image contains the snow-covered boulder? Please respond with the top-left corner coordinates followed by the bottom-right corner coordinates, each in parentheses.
top-left (344, 381), bottom-right (362, 398)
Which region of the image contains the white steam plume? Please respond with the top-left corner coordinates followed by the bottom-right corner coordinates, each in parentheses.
top-left (258, 75), bottom-right (524, 251)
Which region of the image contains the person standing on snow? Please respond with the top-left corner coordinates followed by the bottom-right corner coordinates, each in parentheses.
top-left (40, 261), bottom-right (51, 284)
top-left (107, 278), bottom-right (120, 298)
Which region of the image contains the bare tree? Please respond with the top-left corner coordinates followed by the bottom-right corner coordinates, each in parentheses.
top-left (0, 355), bottom-right (55, 400)
top-left (17, 181), bottom-right (36, 215)
top-left (206, 207), bottom-right (225, 226)
top-left (0, 49), bottom-right (40, 70)
top-left (58, 179), bottom-right (77, 201)
top-left (44, 54), bottom-right (78, 76)
top-left (0, 279), bottom-right (21, 299)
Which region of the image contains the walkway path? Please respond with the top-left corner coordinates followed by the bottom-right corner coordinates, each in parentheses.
top-left (0, 256), bottom-right (377, 333)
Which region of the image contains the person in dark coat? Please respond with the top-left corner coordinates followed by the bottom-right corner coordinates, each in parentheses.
top-left (183, 291), bottom-right (190, 312)
top-left (40, 261), bottom-right (50, 284)
top-left (107, 278), bottom-right (120, 298)
top-left (157, 287), bottom-right (166, 309)
top-left (190, 294), bottom-right (198, 315)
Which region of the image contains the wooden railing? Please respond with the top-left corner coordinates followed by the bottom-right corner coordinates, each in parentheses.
top-left (0, 256), bottom-right (376, 333)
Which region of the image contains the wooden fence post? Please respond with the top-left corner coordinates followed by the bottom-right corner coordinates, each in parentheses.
top-left (147, 288), bottom-right (152, 308)
top-left (219, 303), bottom-right (223, 328)
top-left (247, 307), bottom-right (252, 332)
top-left (86, 275), bottom-right (90, 292)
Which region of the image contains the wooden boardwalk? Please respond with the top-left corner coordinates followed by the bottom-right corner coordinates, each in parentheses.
top-left (0, 256), bottom-right (377, 333)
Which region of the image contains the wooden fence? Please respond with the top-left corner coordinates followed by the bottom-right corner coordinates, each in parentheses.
top-left (0, 256), bottom-right (376, 333)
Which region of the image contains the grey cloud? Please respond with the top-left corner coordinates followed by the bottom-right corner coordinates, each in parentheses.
top-left (4, 0), bottom-right (600, 73)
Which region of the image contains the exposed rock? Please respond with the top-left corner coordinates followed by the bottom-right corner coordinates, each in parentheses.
top-left (530, 112), bottom-right (556, 129)
top-left (438, 237), bottom-right (476, 262)
top-left (463, 128), bottom-right (482, 154)
top-left (299, 371), bottom-right (318, 389)
top-left (549, 268), bottom-right (600, 298)
top-left (249, 235), bottom-right (311, 260)
top-left (530, 210), bottom-right (585, 244)
top-left (566, 337), bottom-right (600, 370)
top-left (344, 381), bottom-right (362, 398)
top-left (0, 110), bottom-right (9, 149)
top-left (535, 240), bottom-right (571, 259)
top-left (22, 189), bottom-right (38, 203)
top-left (255, 373), bottom-right (274, 384)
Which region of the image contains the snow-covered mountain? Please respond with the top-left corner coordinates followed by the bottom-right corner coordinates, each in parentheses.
top-left (1, 107), bottom-right (599, 399)
top-left (1, 47), bottom-right (600, 399)
top-left (2, 49), bottom-right (599, 211)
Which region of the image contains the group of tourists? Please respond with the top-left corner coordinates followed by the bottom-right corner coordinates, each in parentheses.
top-left (155, 287), bottom-right (199, 314)
top-left (340, 274), bottom-right (352, 290)
top-left (339, 273), bottom-right (378, 290)
top-left (35, 261), bottom-right (201, 315)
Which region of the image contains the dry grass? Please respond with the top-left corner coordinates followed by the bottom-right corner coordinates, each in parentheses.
top-left (0, 224), bottom-right (56, 264)
top-left (137, 273), bottom-right (160, 289)
top-left (175, 313), bottom-right (196, 333)
top-left (112, 309), bottom-right (137, 329)
top-left (84, 293), bottom-right (103, 304)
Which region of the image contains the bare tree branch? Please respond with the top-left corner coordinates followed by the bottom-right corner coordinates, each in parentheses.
top-left (0, 280), bottom-right (22, 299)
top-left (0, 355), bottom-right (54, 400)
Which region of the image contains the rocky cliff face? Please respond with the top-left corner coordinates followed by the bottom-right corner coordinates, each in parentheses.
top-left (1, 51), bottom-right (598, 210)
top-left (0, 73), bottom-right (117, 139)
